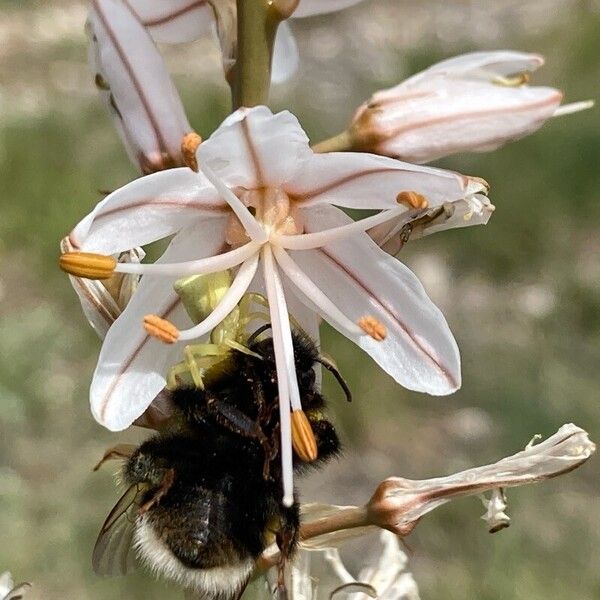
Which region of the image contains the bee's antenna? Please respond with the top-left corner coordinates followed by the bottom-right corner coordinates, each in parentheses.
top-left (316, 356), bottom-right (352, 403)
top-left (247, 323), bottom-right (273, 346)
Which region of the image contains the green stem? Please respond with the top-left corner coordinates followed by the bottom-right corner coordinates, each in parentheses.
top-left (233, 0), bottom-right (279, 109)
top-left (311, 130), bottom-right (355, 153)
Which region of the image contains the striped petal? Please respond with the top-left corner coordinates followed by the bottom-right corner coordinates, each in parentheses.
top-left (69, 168), bottom-right (227, 254)
top-left (289, 206), bottom-right (460, 395)
top-left (90, 221), bottom-right (226, 431)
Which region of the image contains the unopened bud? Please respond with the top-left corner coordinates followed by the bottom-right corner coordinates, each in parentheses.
top-left (143, 315), bottom-right (180, 344)
top-left (59, 252), bottom-right (116, 280)
top-left (291, 410), bottom-right (318, 462)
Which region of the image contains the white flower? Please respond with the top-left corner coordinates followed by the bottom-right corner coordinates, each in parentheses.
top-left (264, 530), bottom-right (420, 600)
top-left (0, 572), bottom-right (31, 600)
top-left (62, 106), bottom-right (487, 504)
top-left (351, 51), bottom-right (593, 164)
top-left (123, 0), bottom-right (364, 84)
top-left (87, 0), bottom-right (193, 174)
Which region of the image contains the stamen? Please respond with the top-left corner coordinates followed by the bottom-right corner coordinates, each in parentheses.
top-left (262, 245), bottom-right (298, 507)
top-left (397, 191), bottom-right (428, 210)
top-left (274, 208), bottom-right (406, 251)
top-left (176, 254), bottom-right (259, 342)
top-left (358, 315), bottom-right (387, 341)
top-left (59, 252), bottom-right (116, 280)
top-left (143, 314), bottom-right (180, 344)
top-left (273, 246), bottom-right (364, 338)
top-left (552, 100), bottom-right (594, 118)
top-left (115, 241), bottom-right (260, 277)
top-left (493, 72), bottom-right (530, 87)
top-left (291, 410), bottom-right (318, 462)
top-left (198, 160), bottom-right (268, 243)
top-left (181, 132), bottom-right (202, 172)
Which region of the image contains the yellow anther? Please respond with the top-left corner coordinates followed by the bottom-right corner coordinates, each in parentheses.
top-left (291, 409), bottom-right (318, 463)
top-left (358, 315), bottom-right (387, 341)
top-left (59, 251), bottom-right (117, 280)
top-left (143, 315), bottom-right (180, 344)
top-left (397, 191), bottom-right (429, 210)
top-left (493, 72), bottom-right (530, 87)
top-left (181, 132), bottom-right (202, 172)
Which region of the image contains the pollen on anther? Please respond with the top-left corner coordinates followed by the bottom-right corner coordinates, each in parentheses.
top-left (358, 315), bottom-right (387, 341)
top-left (59, 251), bottom-right (116, 280)
top-left (143, 315), bottom-right (180, 344)
top-left (181, 132), bottom-right (202, 172)
top-left (397, 191), bottom-right (428, 210)
top-left (291, 410), bottom-right (318, 463)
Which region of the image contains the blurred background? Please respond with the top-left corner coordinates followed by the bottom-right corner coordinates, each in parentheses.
top-left (0, 0), bottom-right (599, 598)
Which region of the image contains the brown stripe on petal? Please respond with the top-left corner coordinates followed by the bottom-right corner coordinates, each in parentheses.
top-left (99, 297), bottom-right (181, 421)
top-left (241, 117), bottom-right (265, 186)
top-left (316, 247), bottom-right (458, 389)
top-left (287, 167), bottom-right (458, 204)
top-left (381, 93), bottom-right (562, 141)
top-left (92, 0), bottom-right (171, 156)
top-left (128, 0), bottom-right (208, 27)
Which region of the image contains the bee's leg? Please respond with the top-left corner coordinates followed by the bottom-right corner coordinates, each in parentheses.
top-left (93, 443), bottom-right (137, 471)
top-left (275, 502), bottom-right (299, 600)
top-left (205, 395), bottom-right (276, 479)
top-left (139, 468), bottom-right (175, 515)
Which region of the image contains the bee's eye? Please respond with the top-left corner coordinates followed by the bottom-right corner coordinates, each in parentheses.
top-left (299, 367), bottom-right (316, 389)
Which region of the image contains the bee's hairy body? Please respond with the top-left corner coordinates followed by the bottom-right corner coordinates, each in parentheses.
top-left (95, 332), bottom-right (342, 600)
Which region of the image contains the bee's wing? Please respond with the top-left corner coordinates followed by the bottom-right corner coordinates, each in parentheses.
top-left (92, 483), bottom-right (144, 577)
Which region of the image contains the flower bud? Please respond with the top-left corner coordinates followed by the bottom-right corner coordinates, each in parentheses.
top-left (350, 51), bottom-right (570, 164)
top-left (87, 0), bottom-right (193, 173)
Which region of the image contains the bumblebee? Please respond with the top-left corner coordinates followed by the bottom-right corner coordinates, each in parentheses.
top-left (93, 329), bottom-right (348, 600)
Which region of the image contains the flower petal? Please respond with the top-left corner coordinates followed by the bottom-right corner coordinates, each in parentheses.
top-left (271, 22), bottom-right (299, 84)
top-left (285, 152), bottom-right (485, 210)
top-left (125, 0), bottom-right (214, 43)
top-left (197, 106), bottom-right (311, 188)
top-left (88, 0), bottom-right (192, 173)
top-left (405, 50), bottom-right (544, 84)
top-left (292, 0), bottom-right (364, 18)
top-left (90, 221), bottom-right (226, 431)
top-left (289, 206), bottom-right (461, 395)
top-left (69, 168), bottom-right (227, 254)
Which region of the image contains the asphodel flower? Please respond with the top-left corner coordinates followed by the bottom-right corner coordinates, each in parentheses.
top-left (61, 106), bottom-right (488, 504)
top-left (88, 0), bottom-right (193, 173)
top-left (350, 51), bottom-right (593, 164)
top-left (124, 0), bottom-right (365, 84)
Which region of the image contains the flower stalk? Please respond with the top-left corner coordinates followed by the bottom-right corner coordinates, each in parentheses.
top-left (233, 0), bottom-right (279, 108)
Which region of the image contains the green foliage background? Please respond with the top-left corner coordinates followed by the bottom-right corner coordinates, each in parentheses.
top-left (0, 1), bottom-right (598, 598)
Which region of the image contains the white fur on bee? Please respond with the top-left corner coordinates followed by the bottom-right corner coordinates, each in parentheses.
top-left (134, 515), bottom-right (254, 598)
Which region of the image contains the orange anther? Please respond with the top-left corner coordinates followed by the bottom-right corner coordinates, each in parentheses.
top-left (59, 252), bottom-right (117, 280)
top-left (358, 315), bottom-right (387, 341)
top-left (143, 315), bottom-right (180, 344)
top-left (397, 191), bottom-right (428, 210)
top-left (291, 410), bottom-right (318, 463)
top-left (181, 132), bottom-right (202, 172)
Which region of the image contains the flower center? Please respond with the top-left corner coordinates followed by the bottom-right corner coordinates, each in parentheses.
top-left (226, 188), bottom-right (303, 248)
